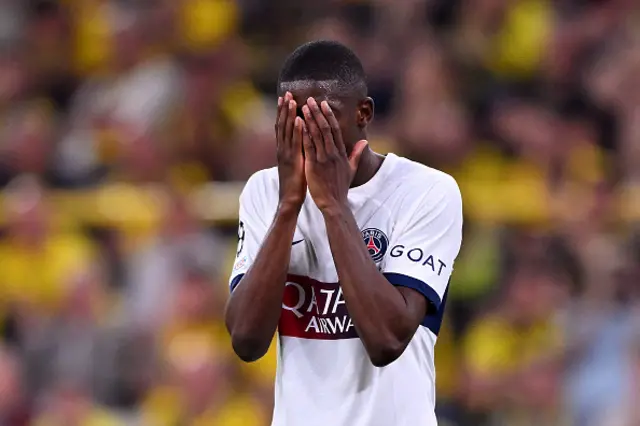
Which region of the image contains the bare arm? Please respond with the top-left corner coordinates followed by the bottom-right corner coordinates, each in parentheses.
top-left (301, 98), bottom-right (462, 366)
top-left (225, 93), bottom-right (306, 362)
top-left (323, 206), bottom-right (428, 366)
top-left (225, 206), bottom-right (299, 362)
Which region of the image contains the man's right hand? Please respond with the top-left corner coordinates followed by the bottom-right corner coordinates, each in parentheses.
top-left (226, 92), bottom-right (305, 362)
top-left (276, 92), bottom-right (306, 212)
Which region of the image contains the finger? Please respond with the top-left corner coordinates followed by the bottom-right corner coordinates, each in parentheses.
top-left (307, 98), bottom-right (335, 155)
top-left (301, 120), bottom-right (315, 160)
top-left (293, 116), bottom-right (304, 158)
top-left (275, 92), bottom-right (290, 128)
top-left (302, 104), bottom-right (326, 161)
top-left (348, 139), bottom-right (369, 173)
top-left (276, 98), bottom-right (289, 146)
top-left (276, 96), bottom-right (283, 128)
top-left (285, 99), bottom-right (297, 148)
top-left (321, 101), bottom-right (345, 156)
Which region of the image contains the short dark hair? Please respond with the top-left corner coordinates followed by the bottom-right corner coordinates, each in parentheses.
top-left (278, 40), bottom-right (367, 97)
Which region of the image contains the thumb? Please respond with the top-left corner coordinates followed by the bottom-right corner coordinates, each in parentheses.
top-left (348, 139), bottom-right (369, 172)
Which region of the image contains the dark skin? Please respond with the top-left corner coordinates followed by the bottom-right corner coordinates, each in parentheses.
top-left (225, 83), bottom-right (428, 366)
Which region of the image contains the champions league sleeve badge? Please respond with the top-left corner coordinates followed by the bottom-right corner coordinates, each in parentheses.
top-left (361, 228), bottom-right (389, 263)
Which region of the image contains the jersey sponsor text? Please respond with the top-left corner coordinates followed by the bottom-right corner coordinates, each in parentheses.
top-left (279, 274), bottom-right (357, 340)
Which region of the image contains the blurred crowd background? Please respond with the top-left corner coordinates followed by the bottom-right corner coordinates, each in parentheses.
top-left (0, 0), bottom-right (639, 425)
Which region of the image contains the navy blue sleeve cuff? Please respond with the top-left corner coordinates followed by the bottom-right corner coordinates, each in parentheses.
top-left (229, 273), bottom-right (245, 293)
top-left (383, 272), bottom-right (442, 311)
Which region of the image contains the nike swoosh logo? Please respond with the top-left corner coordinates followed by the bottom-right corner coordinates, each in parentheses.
top-left (292, 239), bottom-right (304, 246)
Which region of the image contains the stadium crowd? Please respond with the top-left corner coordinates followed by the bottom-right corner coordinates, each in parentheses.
top-left (0, 0), bottom-right (638, 425)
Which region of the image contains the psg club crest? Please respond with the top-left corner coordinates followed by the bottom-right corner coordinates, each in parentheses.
top-left (361, 228), bottom-right (389, 263)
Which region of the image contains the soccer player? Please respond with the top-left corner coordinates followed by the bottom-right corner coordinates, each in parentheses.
top-left (225, 40), bottom-right (463, 426)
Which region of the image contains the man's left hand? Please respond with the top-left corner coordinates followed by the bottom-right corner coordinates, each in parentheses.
top-left (301, 97), bottom-right (368, 213)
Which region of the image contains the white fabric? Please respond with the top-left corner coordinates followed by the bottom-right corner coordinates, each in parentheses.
top-left (230, 154), bottom-right (463, 426)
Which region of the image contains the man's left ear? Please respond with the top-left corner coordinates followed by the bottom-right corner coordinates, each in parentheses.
top-left (357, 97), bottom-right (374, 128)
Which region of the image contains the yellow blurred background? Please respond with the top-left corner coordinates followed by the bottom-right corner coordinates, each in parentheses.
top-left (0, 0), bottom-right (639, 425)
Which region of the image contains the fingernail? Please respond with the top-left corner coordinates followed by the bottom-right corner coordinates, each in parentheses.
top-left (302, 105), bottom-right (310, 115)
top-left (278, 97), bottom-right (283, 107)
top-left (321, 101), bottom-right (331, 112)
top-left (285, 92), bottom-right (292, 100)
top-left (289, 101), bottom-right (295, 110)
top-left (307, 97), bottom-right (316, 106)
top-left (294, 117), bottom-right (301, 125)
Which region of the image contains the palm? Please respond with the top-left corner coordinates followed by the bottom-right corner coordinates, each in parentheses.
top-left (293, 154), bottom-right (306, 196)
top-left (303, 161), bottom-right (318, 204)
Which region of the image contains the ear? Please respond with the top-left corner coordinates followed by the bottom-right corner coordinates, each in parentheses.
top-left (357, 97), bottom-right (374, 129)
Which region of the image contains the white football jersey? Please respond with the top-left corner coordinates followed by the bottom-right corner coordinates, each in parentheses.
top-left (229, 153), bottom-right (463, 426)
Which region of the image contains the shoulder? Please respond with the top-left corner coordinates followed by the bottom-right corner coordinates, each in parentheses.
top-left (390, 156), bottom-right (462, 212)
top-left (396, 156), bottom-right (460, 196)
top-left (240, 167), bottom-right (279, 202)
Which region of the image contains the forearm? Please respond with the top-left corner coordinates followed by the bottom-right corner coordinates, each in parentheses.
top-left (323, 206), bottom-right (415, 365)
top-left (225, 206), bottom-right (298, 361)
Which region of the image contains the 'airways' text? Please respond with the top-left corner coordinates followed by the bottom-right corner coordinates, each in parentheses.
top-left (279, 275), bottom-right (358, 340)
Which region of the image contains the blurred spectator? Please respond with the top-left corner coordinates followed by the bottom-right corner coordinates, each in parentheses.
top-left (564, 265), bottom-right (640, 426)
top-left (33, 382), bottom-right (121, 426)
top-left (0, 95), bottom-right (56, 187)
top-left (0, 0), bottom-right (637, 425)
top-left (393, 41), bottom-right (470, 169)
top-left (599, 328), bottom-right (640, 426)
top-left (140, 267), bottom-right (267, 425)
top-left (124, 189), bottom-right (226, 333)
top-left (0, 346), bottom-right (31, 425)
top-left (461, 263), bottom-right (569, 424)
top-left (160, 266), bottom-right (226, 368)
top-left (141, 344), bottom-right (266, 425)
top-left (0, 175), bottom-right (97, 340)
top-left (166, 43), bottom-right (267, 182)
top-left (21, 266), bottom-right (119, 407)
top-left (56, 1), bottom-right (180, 186)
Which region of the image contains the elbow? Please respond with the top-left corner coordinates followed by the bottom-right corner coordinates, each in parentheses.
top-left (368, 339), bottom-right (407, 368)
top-left (224, 303), bottom-right (272, 362)
top-left (230, 333), bottom-right (270, 363)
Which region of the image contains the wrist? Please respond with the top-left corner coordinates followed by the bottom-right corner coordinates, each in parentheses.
top-left (320, 202), bottom-right (351, 220)
top-left (276, 202), bottom-right (302, 221)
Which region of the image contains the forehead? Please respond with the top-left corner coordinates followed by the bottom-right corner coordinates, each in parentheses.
top-left (279, 80), bottom-right (353, 108)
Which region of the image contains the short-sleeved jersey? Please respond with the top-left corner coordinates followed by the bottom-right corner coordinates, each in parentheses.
top-left (229, 153), bottom-right (463, 426)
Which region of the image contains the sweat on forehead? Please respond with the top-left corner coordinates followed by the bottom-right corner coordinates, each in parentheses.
top-left (278, 79), bottom-right (366, 99)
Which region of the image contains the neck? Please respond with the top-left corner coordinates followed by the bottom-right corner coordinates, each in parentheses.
top-left (351, 147), bottom-right (384, 188)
